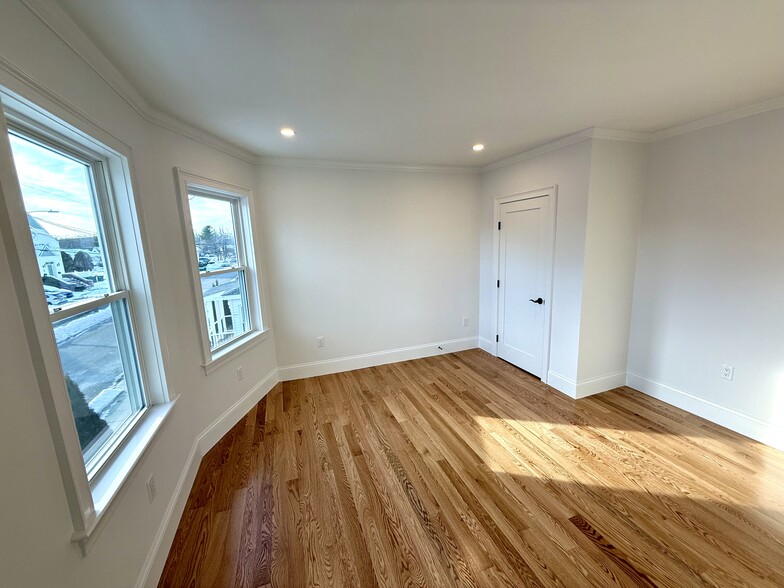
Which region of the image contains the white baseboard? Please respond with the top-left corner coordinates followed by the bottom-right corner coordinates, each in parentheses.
top-left (478, 337), bottom-right (495, 354)
top-left (546, 370), bottom-right (626, 399)
top-left (575, 371), bottom-right (627, 399)
top-left (196, 369), bottom-right (280, 453)
top-left (135, 368), bottom-right (280, 588)
top-left (626, 371), bottom-right (784, 451)
top-left (277, 337), bottom-right (479, 381)
top-left (546, 370), bottom-right (577, 397)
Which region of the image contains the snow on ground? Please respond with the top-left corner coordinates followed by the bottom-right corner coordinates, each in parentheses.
top-left (54, 306), bottom-right (112, 345)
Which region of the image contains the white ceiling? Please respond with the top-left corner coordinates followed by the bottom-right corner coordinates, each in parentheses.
top-left (56, 0), bottom-right (784, 167)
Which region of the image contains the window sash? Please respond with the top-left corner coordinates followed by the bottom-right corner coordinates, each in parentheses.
top-left (6, 124), bottom-right (128, 296)
top-left (201, 267), bottom-right (252, 353)
top-left (7, 123), bottom-right (149, 479)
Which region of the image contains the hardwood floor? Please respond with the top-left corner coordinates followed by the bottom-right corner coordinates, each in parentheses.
top-left (158, 349), bottom-right (784, 587)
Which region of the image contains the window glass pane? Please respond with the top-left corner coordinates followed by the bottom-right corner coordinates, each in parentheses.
top-left (188, 194), bottom-right (239, 272)
top-left (200, 271), bottom-right (250, 349)
top-left (53, 302), bottom-right (144, 466)
top-left (8, 133), bottom-right (112, 309)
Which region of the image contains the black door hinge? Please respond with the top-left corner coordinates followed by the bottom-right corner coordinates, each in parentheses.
top-left (498, 221), bottom-right (501, 230)
top-left (496, 279), bottom-right (500, 288)
top-left (496, 335), bottom-right (499, 342)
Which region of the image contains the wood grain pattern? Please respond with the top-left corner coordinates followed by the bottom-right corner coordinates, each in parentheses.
top-left (159, 349), bottom-right (784, 587)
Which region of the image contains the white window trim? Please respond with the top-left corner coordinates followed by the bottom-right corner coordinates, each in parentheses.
top-left (0, 87), bottom-right (176, 555)
top-left (174, 168), bottom-right (268, 374)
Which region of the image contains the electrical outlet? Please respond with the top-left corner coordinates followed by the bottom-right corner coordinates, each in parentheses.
top-left (146, 474), bottom-right (157, 504)
top-left (721, 364), bottom-right (734, 380)
top-left (462, 316), bottom-right (469, 327)
top-left (316, 336), bottom-right (325, 348)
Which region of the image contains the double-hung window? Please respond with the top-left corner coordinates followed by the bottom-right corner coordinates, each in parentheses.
top-left (0, 91), bottom-right (172, 552)
top-left (8, 129), bottom-right (146, 474)
top-left (175, 170), bottom-right (265, 372)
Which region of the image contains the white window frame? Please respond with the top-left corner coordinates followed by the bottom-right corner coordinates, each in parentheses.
top-left (0, 88), bottom-right (175, 555)
top-left (175, 169), bottom-right (268, 373)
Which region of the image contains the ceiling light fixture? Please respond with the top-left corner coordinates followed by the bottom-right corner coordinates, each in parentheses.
top-left (280, 127), bottom-right (296, 138)
top-left (472, 143), bottom-right (485, 152)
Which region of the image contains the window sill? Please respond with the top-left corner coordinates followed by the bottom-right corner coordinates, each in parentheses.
top-left (71, 397), bottom-right (178, 555)
top-left (202, 328), bottom-right (271, 375)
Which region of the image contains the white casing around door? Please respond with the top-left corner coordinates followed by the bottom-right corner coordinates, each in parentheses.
top-left (497, 195), bottom-right (550, 377)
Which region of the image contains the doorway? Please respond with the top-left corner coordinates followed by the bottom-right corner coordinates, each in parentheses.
top-left (494, 188), bottom-right (556, 379)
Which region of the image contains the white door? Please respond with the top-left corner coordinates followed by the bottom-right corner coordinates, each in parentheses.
top-left (497, 195), bottom-right (551, 377)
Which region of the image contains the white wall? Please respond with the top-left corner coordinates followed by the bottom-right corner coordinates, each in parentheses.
top-left (577, 139), bottom-right (647, 389)
top-left (628, 107), bottom-right (784, 449)
top-left (0, 2), bottom-right (278, 586)
top-left (480, 140), bottom-right (594, 386)
top-left (257, 164), bottom-right (480, 374)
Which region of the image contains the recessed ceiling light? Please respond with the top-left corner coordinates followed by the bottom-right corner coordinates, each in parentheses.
top-left (280, 127), bottom-right (296, 138)
top-left (472, 143), bottom-right (485, 152)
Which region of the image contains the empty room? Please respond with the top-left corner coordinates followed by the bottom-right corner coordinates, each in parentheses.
top-left (1, 1), bottom-right (783, 587)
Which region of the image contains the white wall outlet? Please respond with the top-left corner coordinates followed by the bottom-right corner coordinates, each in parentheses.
top-left (316, 336), bottom-right (325, 348)
top-left (721, 364), bottom-right (735, 380)
top-left (462, 316), bottom-right (469, 326)
top-left (236, 366), bottom-right (244, 381)
top-left (146, 474), bottom-right (157, 504)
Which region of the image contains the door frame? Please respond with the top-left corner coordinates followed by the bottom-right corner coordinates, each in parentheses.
top-left (491, 185), bottom-right (558, 383)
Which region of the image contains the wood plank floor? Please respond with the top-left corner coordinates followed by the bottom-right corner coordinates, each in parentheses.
top-left (159, 349), bottom-right (784, 587)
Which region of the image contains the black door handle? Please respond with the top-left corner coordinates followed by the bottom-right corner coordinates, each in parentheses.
top-left (529, 297), bottom-right (544, 305)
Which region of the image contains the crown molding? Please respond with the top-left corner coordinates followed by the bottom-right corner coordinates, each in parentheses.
top-left (590, 127), bottom-right (651, 143)
top-left (19, 0), bottom-right (258, 164)
top-left (257, 155), bottom-right (477, 175)
top-left (650, 94), bottom-right (784, 142)
top-left (480, 127), bottom-right (652, 174)
top-left (480, 128), bottom-right (595, 173)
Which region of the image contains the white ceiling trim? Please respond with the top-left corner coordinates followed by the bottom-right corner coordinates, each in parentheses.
top-left (258, 155), bottom-right (476, 175)
top-left (19, 0), bottom-right (258, 164)
top-left (480, 128), bottom-right (602, 174)
top-left (649, 93), bottom-right (784, 141)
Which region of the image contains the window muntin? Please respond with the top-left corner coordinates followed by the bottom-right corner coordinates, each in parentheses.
top-left (8, 130), bottom-right (146, 477)
top-left (188, 191), bottom-right (253, 351)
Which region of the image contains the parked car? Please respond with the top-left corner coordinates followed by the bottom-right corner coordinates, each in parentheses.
top-left (198, 256), bottom-right (210, 270)
top-left (43, 285), bottom-right (73, 306)
top-left (62, 273), bottom-right (95, 288)
top-left (205, 261), bottom-right (232, 272)
top-left (42, 275), bottom-right (87, 291)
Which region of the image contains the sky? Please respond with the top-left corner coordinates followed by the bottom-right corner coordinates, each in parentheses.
top-left (9, 132), bottom-right (236, 242)
top-left (187, 194), bottom-right (236, 236)
top-left (9, 133), bottom-right (99, 239)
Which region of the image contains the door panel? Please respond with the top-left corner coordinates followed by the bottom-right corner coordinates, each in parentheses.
top-left (497, 195), bottom-right (550, 377)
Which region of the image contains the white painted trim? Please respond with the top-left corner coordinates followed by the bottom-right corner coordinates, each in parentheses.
top-left (574, 371), bottom-right (627, 399)
top-left (482, 129), bottom-right (596, 173)
top-left (18, 0), bottom-right (257, 164)
top-left (650, 94), bottom-right (784, 142)
top-left (626, 372), bottom-right (784, 452)
top-left (277, 337), bottom-right (479, 381)
top-left (203, 328), bottom-right (272, 375)
top-left (590, 128), bottom-right (651, 143)
top-left (196, 369), bottom-right (280, 454)
top-left (173, 168), bottom-right (266, 371)
top-left (478, 337), bottom-right (495, 354)
top-left (258, 155), bottom-right (476, 175)
top-left (491, 187), bottom-right (557, 382)
top-left (546, 370), bottom-right (577, 398)
top-left (135, 368), bottom-right (280, 588)
top-left (481, 127), bottom-right (651, 173)
top-left (545, 370), bottom-right (626, 399)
